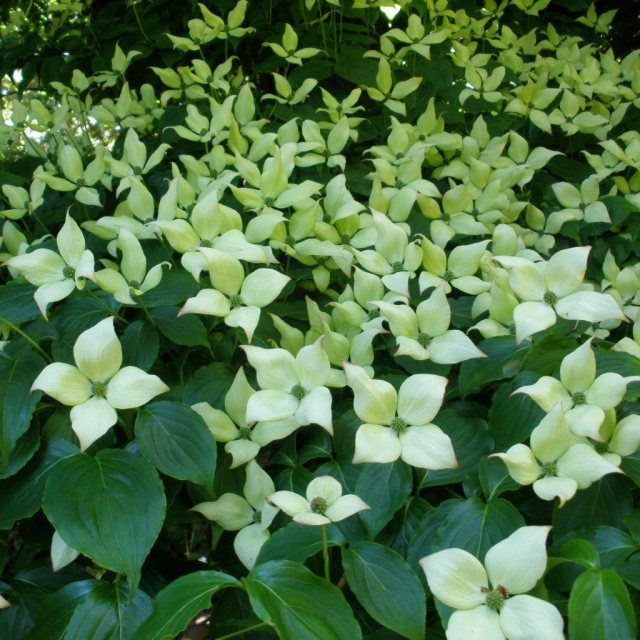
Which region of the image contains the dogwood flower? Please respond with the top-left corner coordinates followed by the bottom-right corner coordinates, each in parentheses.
top-left (514, 339), bottom-right (640, 440)
top-left (179, 248), bottom-right (290, 342)
top-left (375, 286), bottom-right (486, 364)
top-left (4, 213), bottom-right (94, 318)
top-left (31, 317), bottom-right (169, 450)
top-left (494, 247), bottom-right (625, 343)
top-left (344, 363), bottom-right (457, 469)
top-left (493, 404), bottom-right (622, 506)
top-left (192, 461), bottom-right (279, 570)
top-left (420, 526), bottom-right (564, 640)
top-left (268, 475), bottom-right (369, 526)
top-left (241, 339), bottom-right (333, 433)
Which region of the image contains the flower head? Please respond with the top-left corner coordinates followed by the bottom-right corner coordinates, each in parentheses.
top-left (31, 317), bottom-right (169, 450)
top-left (420, 526), bottom-right (564, 640)
top-left (268, 475), bottom-right (369, 526)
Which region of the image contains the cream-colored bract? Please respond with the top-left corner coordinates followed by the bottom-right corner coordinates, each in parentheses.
top-left (31, 317), bottom-right (169, 450)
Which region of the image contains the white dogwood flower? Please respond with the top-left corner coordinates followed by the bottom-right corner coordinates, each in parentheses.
top-left (420, 526), bottom-right (564, 640)
top-left (268, 475), bottom-right (369, 526)
top-left (344, 363), bottom-right (457, 469)
top-left (31, 317), bottom-right (169, 450)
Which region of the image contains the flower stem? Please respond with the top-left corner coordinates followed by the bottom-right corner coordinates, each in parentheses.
top-left (215, 621), bottom-right (269, 639)
top-left (0, 316), bottom-right (51, 362)
top-left (321, 524), bottom-right (330, 581)
top-left (85, 287), bottom-right (128, 324)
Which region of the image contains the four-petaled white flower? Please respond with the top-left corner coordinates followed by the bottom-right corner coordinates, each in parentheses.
top-left (420, 526), bottom-right (564, 640)
top-left (344, 362), bottom-right (458, 469)
top-left (493, 403), bottom-right (622, 506)
top-left (514, 338), bottom-right (640, 440)
top-left (241, 339), bottom-right (333, 434)
top-left (4, 213), bottom-right (94, 318)
top-left (494, 247), bottom-right (625, 344)
top-left (269, 475), bottom-right (369, 526)
top-left (192, 460), bottom-right (279, 570)
top-left (31, 317), bottom-right (169, 450)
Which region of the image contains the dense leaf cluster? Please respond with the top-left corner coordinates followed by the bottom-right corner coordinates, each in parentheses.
top-left (1, 0), bottom-right (640, 638)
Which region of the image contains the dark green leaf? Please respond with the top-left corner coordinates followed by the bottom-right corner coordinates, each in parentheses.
top-left (0, 438), bottom-right (78, 530)
top-left (25, 579), bottom-right (102, 640)
top-left (356, 461), bottom-right (412, 537)
top-left (256, 522), bottom-right (344, 565)
top-left (245, 560), bottom-right (362, 640)
top-left (0, 281), bottom-right (39, 324)
top-left (458, 336), bottom-right (526, 396)
top-left (132, 571), bottom-right (240, 640)
top-left (478, 457), bottom-right (520, 501)
top-left (421, 410), bottom-right (490, 487)
top-left (562, 539), bottom-right (600, 569)
top-left (64, 582), bottom-right (152, 640)
top-left (152, 306), bottom-right (209, 347)
top-left (522, 333), bottom-right (578, 376)
top-left (342, 541), bottom-right (425, 640)
top-left (0, 427), bottom-right (40, 479)
top-left (120, 320), bottom-right (160, 371)
top-left (135, 401), bottom-right (216, 490)
top-left (0, 350), bottom-right (45, 462)
top-left (488, 373), bottom-right (545, 450)
top-left (568, 569), bottom-right (637, 640)
top-left (43, 449), bottom-right (166, 591)
top-left (138, 267), bottom-right (199, 308)
top-left (432, 497), bottom-right (525, 559)
top-left (182, 363), bottom-right (236, 407)
top-left (554, 476), bottom-right (633, 537)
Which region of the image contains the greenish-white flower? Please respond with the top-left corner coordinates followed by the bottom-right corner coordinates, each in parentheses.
top-left (268, 475), bottom-right (369, 526)
top-left (514, 339), bottom-right (640, 440)
top-left (4, 213), bottom-right (94, 318)
top-left (192, 460), bottom-right (278, 570)
top-left (31, 317), bottom-right (169, 450)
top-left (493, 404), bottom-right (622, 506)
top-left (179, 248), bottom-right (290, 342)
top-left (344, 363), bottom-right (457, 469)
top-left (420, 526), bottom-right (564, 640)
top-left (494, 246), bottom-right (626, 343)
top-left (241, 339), bottom-right (333, 433)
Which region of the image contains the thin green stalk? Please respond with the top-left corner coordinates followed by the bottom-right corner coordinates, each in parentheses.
top-left (134, 294), bottom-right (157, 326)
top-left (321, 524), bottom-right (330, 581)
top-left (215, 622), bottom-right (269, 639)
top-left (131, 2), bottom-right (151, 43)
top-left (0, 316), bottom-right (51, 362)
top-left (85, 287), bottom-right (128, 324)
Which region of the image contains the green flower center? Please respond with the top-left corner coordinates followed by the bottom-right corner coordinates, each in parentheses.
top-left (571, 391), bottom-right (586, 406)
top-left (252, 510), bottom-right (262, 523)
top-left (541, 462), bottom-right (557, 477)
top-left (484, 588), bottom-right (506, 611)
top-left (417, 332), bottom-right (432, 348)
top-left (340, 234), bottom-right (351, 244)
top-left (229, 294), bottom-right (243, 308)
top-left (129, 280), bottom-right (141, 289)
top-left (238, 427), bottom-right (252, 439)
top-left (543, 290), bottom-right (558, 306)
top-left (441, 213), bottom-right (451, 223)
top-left (443, 269), bottom-right (454, 283)
top-left (264, 197), bottom-right (275, 207)
top-left (390, 417), bottom-right (408, 434)
top-left (285, 235), bottom-right (296, 247)
top-left (594, 442), bottom-right (609, 454)
top-left (92, 381), bottom-right (107, 397)
top-left (391, 261), bottom-right (404, 272)
top-left (291, 384), bottom-right (306, 400)
top-left (200, 239), bottom-right (212, 248)
top-left (310, 496), bottom-right (328, 515)
top-left (62, 265), bottom-right (76, 279)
